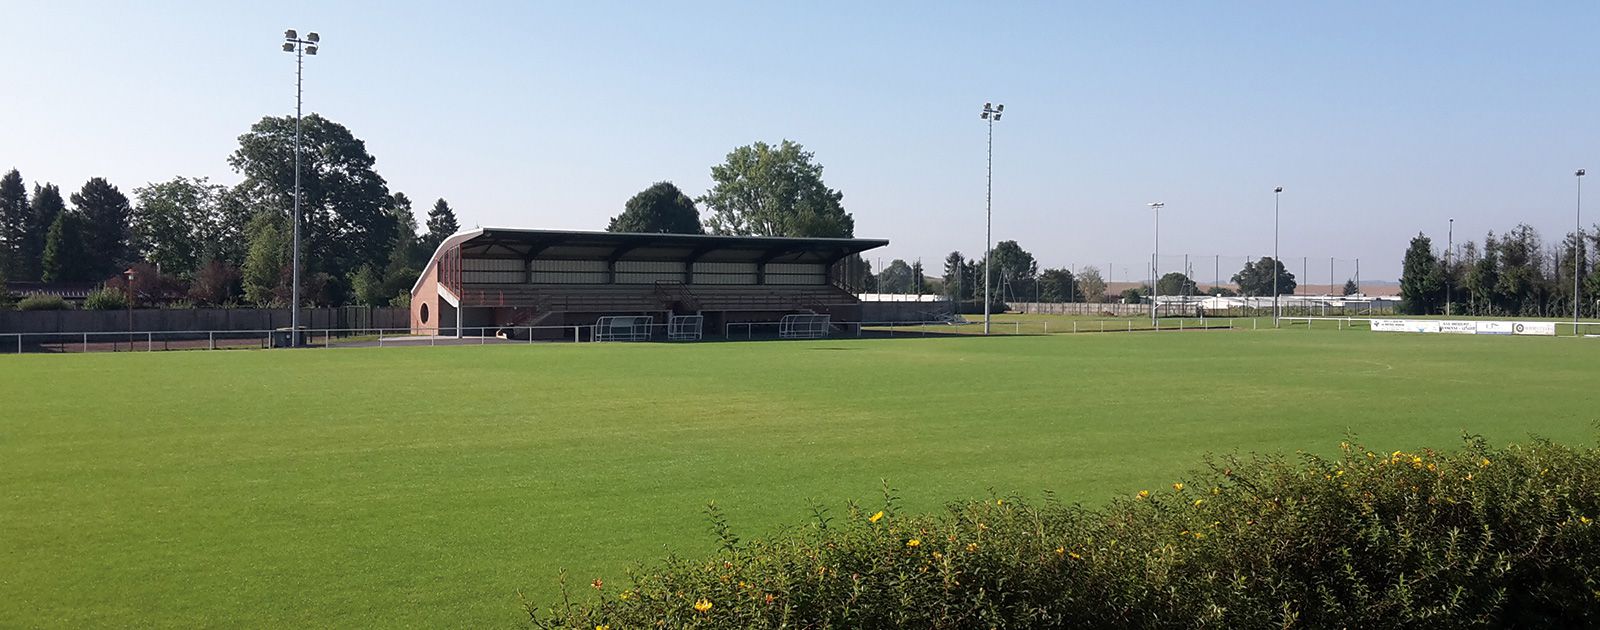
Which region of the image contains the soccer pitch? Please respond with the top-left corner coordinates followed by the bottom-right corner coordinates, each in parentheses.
top-left (2, 330), bottom-right (1595, 626)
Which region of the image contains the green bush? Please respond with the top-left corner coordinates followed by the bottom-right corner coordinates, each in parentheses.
top-left (527, 437), bottom-right (1600, 628)
top-left (82, 288), bottom-right (129, 311)
top-left (16, 294), bottom-right (71, 311)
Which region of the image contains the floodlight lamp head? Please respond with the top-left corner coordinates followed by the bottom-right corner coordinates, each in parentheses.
top-left (1274, 186), bottom-right (1283, 193)
top-left (981, 112), bottom-right (989, 119)
top-left (1580, 169), bottom-right (1588, 177)
top-left (285, 29), bottom-right (297, 40)
top-left (306, 45), bottom-right (318, 55)
top-left (282, 42), bottom-right (294, 52)
top-left (984, 102), bottom-right (991, 110)
top-left (993, 113), bottom-right (1001, 120)
top-left (1148, 202), bottom-right (1165, 209)
top-left (996, 104), bottom-right (1004, 112)
top-left (307, 32), bottom-right (319, 42)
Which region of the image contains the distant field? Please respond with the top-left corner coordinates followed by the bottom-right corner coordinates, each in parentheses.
top-left (2, 329), bottom-right (1596, 626)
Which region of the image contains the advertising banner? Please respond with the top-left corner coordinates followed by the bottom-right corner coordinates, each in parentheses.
top-left (1477, 321), bottom-right (1514, 335)
top-left (1369, 319), bottom-right (1408, 332)
top-left (1367, 319), bottom-right (1556, 336)
top-left (1512, 322), bottom-right (1557, 336)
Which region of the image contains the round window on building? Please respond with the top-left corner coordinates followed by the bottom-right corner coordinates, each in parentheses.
top-left (420, 303), bottom-right (430, 324)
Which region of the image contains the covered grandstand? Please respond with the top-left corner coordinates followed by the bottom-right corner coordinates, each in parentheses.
top-left (409, 228), bottom-right (888, 339)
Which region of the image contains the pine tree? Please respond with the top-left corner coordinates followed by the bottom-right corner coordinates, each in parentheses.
top-left (423, 198), bottom-right (460, 253)
top-left (19, 183), bottom-right (64, 281)
top-left (1399, 232), bottom-right (1444, 315)
top-left (41, 212), bottom-right (94, 283)
top-left (70, 177), bottom-right (133, 279)
top-left (0, 169), bottom-right (27, 276)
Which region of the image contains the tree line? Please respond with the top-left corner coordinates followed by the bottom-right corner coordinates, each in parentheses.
top-left (0, 114), bottom-right (462, 309)
top-left (1397, 223), bottom-right (1599, 317)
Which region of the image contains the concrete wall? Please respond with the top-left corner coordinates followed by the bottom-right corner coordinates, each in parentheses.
top-left (859, 300), bottom-right (955, 323)
top-left (0, 307), bottom-right (409, 334)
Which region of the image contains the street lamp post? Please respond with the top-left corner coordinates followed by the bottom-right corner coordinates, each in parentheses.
top-left (282, 29), bottom-right (319, 347)
top-left (1577, 169), bottom-right (1587, 328)
top-left (1147, 202), bottom-right (1165, 327)
top-left (1273, 187), bottom-right (1283, 326)
top-left (980, 102), bottom-right (1003, 334)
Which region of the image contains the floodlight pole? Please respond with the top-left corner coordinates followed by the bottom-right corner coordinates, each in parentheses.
top-left (283, 29), bottom-right (319, 347)
top-left (1147, 202), bottom-right (1164, 327)
top-left (1446, 217), bottom-right (1454, 316)
top-left (1577, 169), bottom-right (1586, 329)
top-left (1273, 187), bottom-right (1282, 326)
top-left (980, 102), bottom-right (1003, 334)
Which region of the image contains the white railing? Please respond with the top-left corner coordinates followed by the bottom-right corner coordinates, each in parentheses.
top-left (2, 317), bottom-right (1265, 354)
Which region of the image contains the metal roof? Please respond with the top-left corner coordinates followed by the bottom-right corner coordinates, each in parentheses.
top-left (413, 227), bottom-right (888, 294)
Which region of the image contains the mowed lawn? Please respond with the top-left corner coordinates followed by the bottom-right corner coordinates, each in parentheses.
top-left (1, 330), bottom-right (1596, 627)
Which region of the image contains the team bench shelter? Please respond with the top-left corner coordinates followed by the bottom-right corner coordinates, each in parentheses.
top-left (409, 228), bottom-right (888, 340)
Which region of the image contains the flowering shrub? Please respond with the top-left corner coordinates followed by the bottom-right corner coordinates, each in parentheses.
top-left (526, 437), bottom-right (1600, 628)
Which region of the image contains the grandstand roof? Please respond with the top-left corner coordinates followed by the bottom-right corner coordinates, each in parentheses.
top-left (415, 227), bottom-right (888, 292)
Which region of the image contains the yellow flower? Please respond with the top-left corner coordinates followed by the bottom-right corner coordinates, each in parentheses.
top-left (693, 598), bottom-right (713, 613)
top-left (1340, 441), bottom-right (1350, 450)
top-left (1054, 546), bottom-right (1065, 555)
top-left (906, 538), bottom-right (922, 548)
top-left (1479, 458), bottom-right (1491, 468)
top-left (738, 580), bottom-right (749, 589)
top-left (997, 499), bottom-right (1004, 506)
top-left (1192, 532), bottom-right (1206, 540)
top-left (1137, 490), bottom-right (1150, 500)
top-left (1069, 551), bottom-right (1083, 560)
top-left (932, 551), bottom-right (943, 560)
top-left (1582, 516), bottom-right (1593, 525)
top-left (1193, 499), bottom-right (1204, 508)
top-left (619, 590), bottom-right (632, 601)
top-left (1411, 455), bottom-right (1423, 468)
top-left (1211, 487), bottom-right (1221, 495)
top-left (966, 542), bottom-right (979, 552)
top-left (596, 625), bottom-right (610, 630)
top-left (1334, 469), bottom-right (1345, 477)
top-left (869, 510), bottom-right (884, 523)
top-left (1426, 463), bottom-right (1437, 472)
top-left (1172, 482), bottom-right (1184, 492)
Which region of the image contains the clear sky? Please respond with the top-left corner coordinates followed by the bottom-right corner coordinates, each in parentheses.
top-left (2, 1), bottom-right (1595, 281)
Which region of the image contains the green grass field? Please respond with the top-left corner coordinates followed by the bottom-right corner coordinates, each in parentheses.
top-left (2, 329), bottom-right (1596, 626)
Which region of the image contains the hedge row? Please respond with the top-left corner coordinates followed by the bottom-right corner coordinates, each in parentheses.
top-left (526, 436), bottom-right (1600, 629)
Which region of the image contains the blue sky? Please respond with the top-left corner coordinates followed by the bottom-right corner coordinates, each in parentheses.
top-left (2, 1), bottom-right (1595, 281)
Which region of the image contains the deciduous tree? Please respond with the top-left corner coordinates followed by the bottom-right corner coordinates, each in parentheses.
top-left (229, 114), bottom-right (396, 295)
top-left (1232, 257), bottom-right (1296, 296)
top-left (609, 182), bottom-right (704, 234)
top-left (701, 140), bottom-right (853, 238)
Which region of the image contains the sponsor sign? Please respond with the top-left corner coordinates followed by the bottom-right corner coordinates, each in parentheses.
top-left (1367, 319), bottom-right (1556, 336)
top-left (1477, 321), bottom-right (1514, 335)
top-left (1512, 322), bottom-right (1556, 336)
top-left (1369, 318), bottom-right (1408, 332)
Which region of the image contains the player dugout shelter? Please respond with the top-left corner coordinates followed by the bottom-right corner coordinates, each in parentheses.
top-left (409, 228), bottom-right (888, 338)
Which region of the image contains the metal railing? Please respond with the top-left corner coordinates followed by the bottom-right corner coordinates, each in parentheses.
top-left (3, 317), bottom-right (1263, 355)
